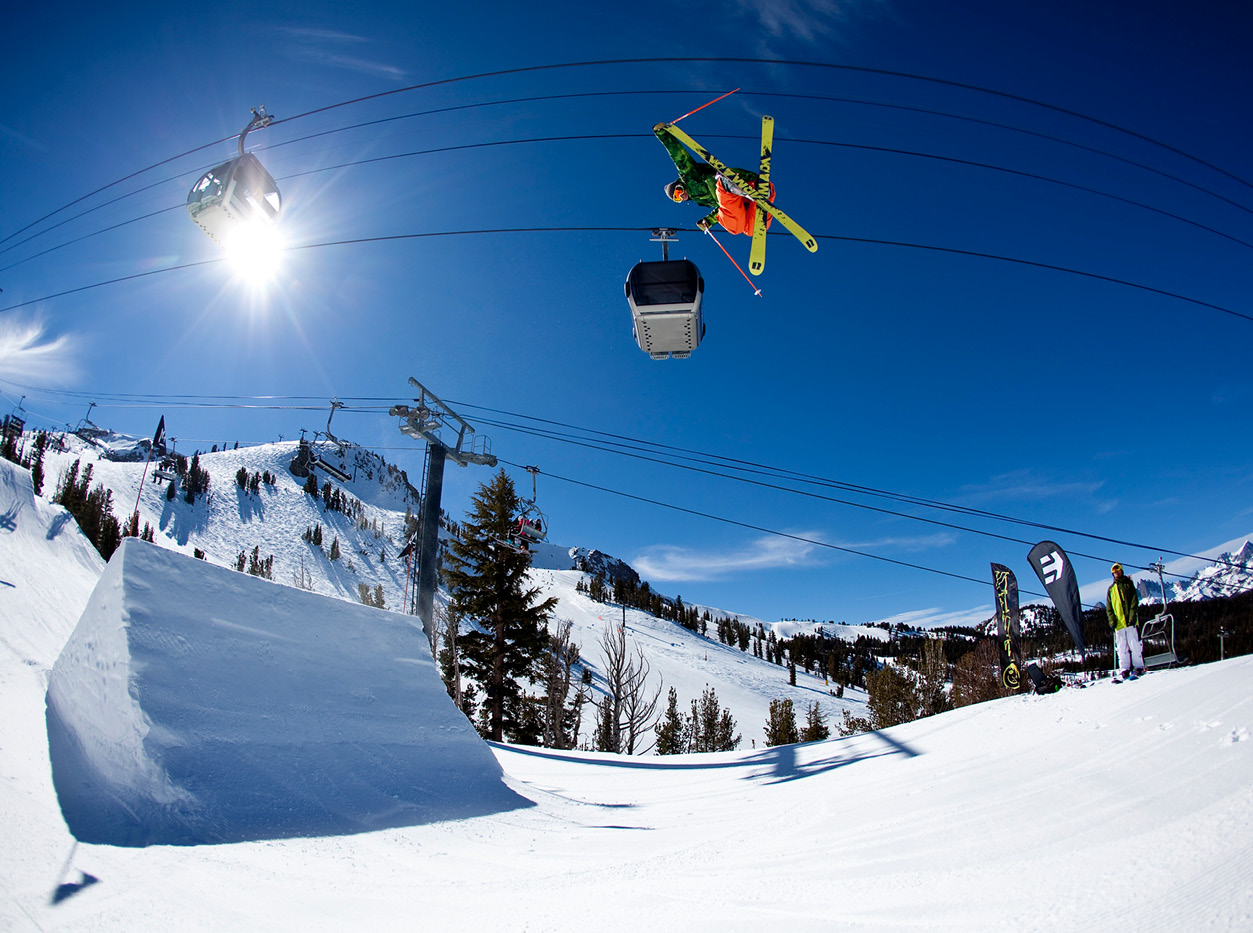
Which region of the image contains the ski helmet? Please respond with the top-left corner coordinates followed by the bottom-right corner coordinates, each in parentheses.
top-left (664, 179), bottom-right (686, 202)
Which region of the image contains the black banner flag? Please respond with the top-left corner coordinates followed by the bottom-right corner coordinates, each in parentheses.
top-left (1027, 540), bottom-right (1087, 651)
top-left (151, 417), bottom-right (167, 458)
top-left (991, 563), bottom-right (1023, 691)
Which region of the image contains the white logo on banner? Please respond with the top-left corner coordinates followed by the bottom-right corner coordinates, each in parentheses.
top-left (1039, 550), bottom-right (1065, 585)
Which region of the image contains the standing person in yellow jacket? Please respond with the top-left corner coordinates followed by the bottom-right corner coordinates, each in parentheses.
top-left (1107, 563), bottom-right (1145, 681)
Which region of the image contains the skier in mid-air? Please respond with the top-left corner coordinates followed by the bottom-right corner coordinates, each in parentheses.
top-left (654, 123), bottom-right (774, 236)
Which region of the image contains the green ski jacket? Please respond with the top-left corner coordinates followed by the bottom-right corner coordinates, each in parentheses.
top-left (1106, 576), bottom-right (1139, 630)
top-left (654, 125), bottom-right (762, 228)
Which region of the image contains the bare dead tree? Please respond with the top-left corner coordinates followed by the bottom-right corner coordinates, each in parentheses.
top-left (593, 621), bottom-right (663, 755)
top-left (541, 619), bottom-right (583, 749)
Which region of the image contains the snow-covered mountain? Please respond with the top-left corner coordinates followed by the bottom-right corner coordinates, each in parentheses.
top-left (1138, 540), bottom-right (1253, 602)
top-left (26, 431), bottom-right (863, 747)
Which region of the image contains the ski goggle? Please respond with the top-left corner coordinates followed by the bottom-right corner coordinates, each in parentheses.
top-left (669, 185), bottom-right (686, 202)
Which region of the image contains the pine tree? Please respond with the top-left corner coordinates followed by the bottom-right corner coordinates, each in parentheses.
top-left (764, 698), bottom-right (800, 747)
top-left (29, 433), bottom-right (46, 496)
top-left (442, 470), bottom-right (557, 743)
top-left (654, 687), bottom-right (688, 755)
top-left (838, 663), bottom-right (921, 736)
top-left (328, 536), bottom-right (341, 561)
top-left (689, 686), bottom-right (741, 752)
top-left (799, 701), bottom-right (830, 742)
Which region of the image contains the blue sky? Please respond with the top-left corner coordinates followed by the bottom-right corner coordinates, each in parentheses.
top-left (2, 0), bottom-right (1251, 625)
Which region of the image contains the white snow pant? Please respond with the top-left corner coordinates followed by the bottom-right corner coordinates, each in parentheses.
top-left (1114, 625), bottom-right (1145, 672)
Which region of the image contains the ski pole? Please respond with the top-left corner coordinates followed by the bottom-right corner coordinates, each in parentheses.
top-left (671, 88), bottom-right (740, 124)
top-left (702, 226), bottom-right (762, 297)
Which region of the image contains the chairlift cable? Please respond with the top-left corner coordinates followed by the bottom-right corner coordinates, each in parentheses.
top-left (7, 377), bottom-right (1240, 580)
top-left (270, 57), bottom-right (1252, 193)
top-left (453, 401), bottom-right (1253, 575)
top-left (475, 415), bottom-right (1229, 576)
top-left (5, 226), bottom-right (1248, 324)
top-left (5, 57), bottom-right (1248, 250)
top-left (495, 457), bottom-right (1032, 595)
top-left (5, 126), bottom-right (1249, 277)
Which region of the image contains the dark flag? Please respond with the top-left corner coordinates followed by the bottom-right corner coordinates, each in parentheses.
top-left (1027, 540), bottom-right (1087, 651)
top-left (151, 417), bottom-right (167, 457)
top-left (991, 563), bottom-right (1023, 691)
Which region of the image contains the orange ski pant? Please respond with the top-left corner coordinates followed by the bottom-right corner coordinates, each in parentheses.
top-left (716, 179), bottom-right (775, 235)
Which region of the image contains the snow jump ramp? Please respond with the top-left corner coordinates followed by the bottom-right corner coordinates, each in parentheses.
top-left (46, 538), bottom-right (528, 846)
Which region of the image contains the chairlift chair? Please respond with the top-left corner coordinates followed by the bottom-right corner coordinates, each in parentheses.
top-left (153, 456), bottom-right (177, 482)
top-left (1140, 561), bottom-right (1180, 668)
top-left (515, 465), bottom-right (548, 544)
top-left (1141, 612), bottom-right (1178, 668)
top-left (187, 108), bottom-right (281, 247)
top-left (515, 509), bottom-right (547, 544)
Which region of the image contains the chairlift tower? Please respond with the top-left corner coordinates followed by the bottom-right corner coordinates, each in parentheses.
top-left (390, 376), bottom-right (497, 644)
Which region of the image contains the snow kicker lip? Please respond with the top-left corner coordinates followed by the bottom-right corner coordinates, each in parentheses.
top-left (46, 539), bottom-right (531, 847)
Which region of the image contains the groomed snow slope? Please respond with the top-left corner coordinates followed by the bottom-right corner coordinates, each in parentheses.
top-left (4, 456), bottom-right (1253, 930)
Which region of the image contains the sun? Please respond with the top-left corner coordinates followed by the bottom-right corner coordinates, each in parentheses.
top-left (221, 221), bottom-right (286, 285)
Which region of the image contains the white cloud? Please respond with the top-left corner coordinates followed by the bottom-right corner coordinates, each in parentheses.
top-left (634, 534), bottom-right (821, 583)
top-left (956, 469), bottom-right (1104, 505)
top-left (0, 123), bottom-right (45, 153)
top-left (866, 605), bottom-right (990, 630)
top-left (279, 27), bottom-right (409, 81)
top-left (732, 0), bottom-right (889, 45)
top-left (842, 531), bottom-right (957, 553)
top-left (0, 317), bottom-right (79, 385)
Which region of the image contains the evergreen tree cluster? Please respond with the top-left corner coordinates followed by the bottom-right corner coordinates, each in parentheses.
top-left (0, 416), bottom-right (24, 464)
top-left (357, 582), bottom-right (386, 608)
top-left (54, 459), bottom-right (123, 560)
top-left (1, 423), bottom-right (51, 496)
top-left (654, 685), bottom-right (742, 754)
top-left (838, 639), bottom-right (952, 736)
top-left (235, 467), bottom-right (276, 495)
top-left (760, 697), bottom-right (833, 747)
top-left (235, 545), bottom-right (274, 580)
top-left (182, 453), bottom-right (211, 504)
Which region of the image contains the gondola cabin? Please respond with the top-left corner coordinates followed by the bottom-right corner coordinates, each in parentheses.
top-left (187, 153), bottom-right (282, 247)
top-left (625, 259), bottom-right (704, 360)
